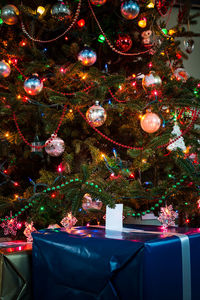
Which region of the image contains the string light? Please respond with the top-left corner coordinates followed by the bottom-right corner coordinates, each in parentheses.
top-left (147, 1), bottom-right (155, 8)
top-left (138, 18), bottom-right (147, 28)
top-left (98, 34), bottom-right (105, 43)
top-left (77, 19), bottom-right (85, 27)
top-left (37, 6), bottom-right (45, 15)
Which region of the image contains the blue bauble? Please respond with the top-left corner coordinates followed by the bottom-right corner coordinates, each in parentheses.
top-left (24, 75), bottom-right (43, 96)
top-left (78, 48), bottom-right (97, 66)
top-left (121, 0), bottom-right (140, 20)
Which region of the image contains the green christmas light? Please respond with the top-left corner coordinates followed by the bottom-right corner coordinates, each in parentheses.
top-left (98, 34), bottom-right (105, 43)
top-left (162, 28), bottom-right (168, 35)
top-left (0, 19), bottom-right (3, 25)
top-left (40, 206), bottom-right (45, 211)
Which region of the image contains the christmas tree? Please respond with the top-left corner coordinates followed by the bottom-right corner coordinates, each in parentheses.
top-left (0, 0), bottom-right (199, 233)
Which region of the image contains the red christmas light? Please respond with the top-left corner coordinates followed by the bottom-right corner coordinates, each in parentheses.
top-left (3, 170), bottom-right (8, 174)
top-left (148, 62), bottom-right (153, 68)
top-left (51, 193), bottom-right (56, 198)
top-left (185, 219), bottom-right (190, 224)
top-left (57, 164), bottom-right (63, 172)
top-left (176, 53), bottom-right (182, 59)
top-left (13, 182), bottom-right (19, 187)
top-left (129, 173), bottom-right (135, 179)
top-left (77, 19), bottom-right (85, 27)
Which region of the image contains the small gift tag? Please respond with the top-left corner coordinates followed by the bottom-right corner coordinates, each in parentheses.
top-left (105, 204), bottom-right (123, 232)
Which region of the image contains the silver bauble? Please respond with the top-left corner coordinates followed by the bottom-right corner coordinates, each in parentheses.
top-left (86, 101), bottom-right (107, 127)
top-left (51, 1), bottom-right (71, 21)
top-left (173, 68), bottom-right (189, 82)
top-left (183, 39), bottom-right (194, 54)
top-left (0, 61), bottom-right (11, 78)
top-left (1, 5), bottom-right (19, 25)
top-left (45, 135), bottom-right (65, 157)
top-left (24, 75), bottom-right (43, 95)
top-left (78, 48), bottom-right (97, 66)
top-left (142, 71), bottom-right (162, 91)
top-left (121, 0), bottom-right (140, 20)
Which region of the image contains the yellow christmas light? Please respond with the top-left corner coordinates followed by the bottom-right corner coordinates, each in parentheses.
top-left (147, 0), bottom-right (155, 8)
top-left (138, 18), bottom-right (147, 28)
top-left (5, 132), bottom-right (10, 138)
top-left (37, 6), bottom-right (45, 15)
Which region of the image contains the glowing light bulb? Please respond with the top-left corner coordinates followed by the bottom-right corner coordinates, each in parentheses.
top-left (37, 6), bottom-right (45, 15)
top-left (77, 19), bottom-right (85, 27)
top-left (138, 18), bottom-right (147, 28)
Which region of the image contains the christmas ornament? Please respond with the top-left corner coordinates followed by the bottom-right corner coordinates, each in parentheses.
top-left (82, 193), bottom-right (103, 211)
top-left (51, 0), bottom-right (71, 21)
top-left (24, 75), bottom-right (43, 95)
top-left (0, 61), bottom-right (11, 78)
top-left (173, 68), bottom-right (189, 82)
top-left (86, 101), bottom-right (107, 127)
top-left (90, 0), bottom-right (107, 6)
top-left (140, 111), bottom-right (161, 133)
top-left (141, 30), bottom-right (152, 45)
top-left (31, 135), bottom-right (43, 153)
top-left (158, 205), bottom-right (178, 229)
top-left (61, 212), bottom-right (77, 229)
top-left (78, 48), bottom-right (97, 66)
top-left (121, 0), bottom-right (140, 20)
top-left (0, 212), bottom-right (18, 236)
top-left (24, 221), bottom-right (36, 242)
top-left (115, 34), bottom-right (132, 52)
top-left (1, 5), bottom-right (19, 25)
top-left (167, 123), bottom-right (186, 151)
top-left (45, 134), bottom-right (65, 157)
top-left (197, 199), bottom-right (200, 209)
top-left (183, 39), bottom-right (194, 54)
top-left (142, 71), bottom-right (162, 91)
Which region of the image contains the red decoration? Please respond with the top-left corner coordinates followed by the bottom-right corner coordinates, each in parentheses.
top-left (90, 0), bottom-right (106, 6)
top-left (77, 19), bottom-right (85, 27)
top-left (115, 34), bottom-right (132, 53)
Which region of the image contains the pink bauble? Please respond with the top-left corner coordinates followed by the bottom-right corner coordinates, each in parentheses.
top-left (140, 112), bottom-right (161, 133)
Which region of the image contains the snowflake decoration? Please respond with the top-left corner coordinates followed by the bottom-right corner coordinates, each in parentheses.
top-left (61, 212), bottom-right (77, 229)
top-left (158, 205), bottom-right (178, 229)
top-left (0, 212), bottom-right (19, 236)
top-left (23, 221), bottom-right (36, 242)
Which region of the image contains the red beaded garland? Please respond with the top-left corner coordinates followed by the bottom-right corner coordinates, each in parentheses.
top-left (115, 34), bottom-right (133, 52)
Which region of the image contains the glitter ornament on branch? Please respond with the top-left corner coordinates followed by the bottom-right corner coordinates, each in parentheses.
top-left (78, 48), bottom-right (97, 66)
top-left (167, 123), bottom-right (186, 151)
top-left (158, 205), bottom-right (178, 229)
top-left (115, 34), bottom-right (132, 52)
top-left (86, 101), bottom-right (107, 127)
top-left (1, 5), bottom-right (19, 25)
top-left (142, 71), bottom-right (162, 91)
top-left (90, 0), bottom-right (107, 6)
top-left (121, 0), bottom-right (140, 20)
top-left (24, 75), bottom-right (43, 96)
top-left (140, 111), bottom-right (161, 133)
top-left (51, 1), bottom-right (71, 21)
top-left (173, 68), bottom-right (189, 82)
top-left (45, 134), bottom-right (65, 157)
top-left (82, 193), bottom-right (103, 211)
top-left (0, 212), bottom-right (19, 236)
top-left (23, 221), bottom-right (36, 242)
top-left (61, 212), bottom-right (77, 229)
top-left (0, 61), bottom-right (11, 78)
top-left (183, 39), bottom-right (194, 54)
top-left (141, 30), bottom-right (152, 46)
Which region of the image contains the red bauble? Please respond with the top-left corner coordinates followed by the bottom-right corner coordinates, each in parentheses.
top-left (90, 0), bottom-right (106, 5)
top-left (115, 34), bottom-right (132, 52)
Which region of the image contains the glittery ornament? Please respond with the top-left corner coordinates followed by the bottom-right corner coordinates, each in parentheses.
top-left (142, 71), bottom-right (162, 91)
top-left (51, 1), bottom-right (71, 21)
top-left (141, 30), bottom-right (152, 45)
top-left (0, 61), bottom-right (11, 78)
top-left (45, 134), bottom-right (65, 157)
top-left (0, 212), bottom-right (19, 236)
top-left (158, 205), bottom-right (178, 229)
top-left (86, 101), bottom-right (107, 127)
top-left (140, 111), bottom-right (161, 133)
top-left (78, 48), bottom-right (97, 66)
top-left (47, 224), bottom-right (61, 229)
top-left (24, 221), bottom-right (36, 242)
top-left (90, 0), bottom-right (106, 5)
top-left (184, 39), bottom-right (194, 54)
top-left (61, 212), bottom-right (77, 229)
top-left (82, 193), bottom-right (103, 211)
top-left (1, 5), bottom-right (19, 25)
top-left (31, 135), bottom-right (43, 153)
top-left (24, 75), bottom-right (43, 95)
top-left (115, 34), bottom-right (132, 52)
top-left (173, 68), bottom-right (189, 82)
top-left (121, 0), bottom-right (140, 20)
top-left (167, 123), bottom-right (186, 151)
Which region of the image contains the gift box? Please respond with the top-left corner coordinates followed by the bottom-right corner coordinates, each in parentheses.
top-left (32, 226), bottom-right (200, 300)
top-left (0, 241), bottom-right (32, 300)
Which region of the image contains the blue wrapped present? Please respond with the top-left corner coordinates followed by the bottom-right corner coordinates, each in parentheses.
top-left (32, 225), bottom-right (200, 300)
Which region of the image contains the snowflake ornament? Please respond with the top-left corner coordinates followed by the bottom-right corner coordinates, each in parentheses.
top-left (61, 212), bottom-right (77, 229)
top-left (0, 212), bottom-right (19, 236)
top-left (158, 205), bottom-right (178, 229)
top-left (23, 221), bottom-right (36, 242)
